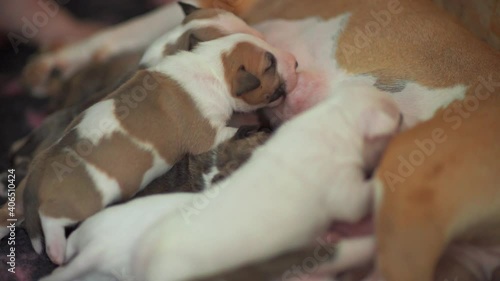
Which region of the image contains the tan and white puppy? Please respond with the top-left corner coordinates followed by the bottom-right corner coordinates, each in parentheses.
top-left (22, 33), bottom-right (298, 265)
top-left (23, 2), bottom-right (262, 97)
top-left (39, 130), bottom-right (270, 281)
top-left (133, 83), bottom-right (402, 281)
top-left (0, 3), bottom-right (265, 242)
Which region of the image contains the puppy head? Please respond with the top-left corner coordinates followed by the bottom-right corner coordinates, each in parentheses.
top-left (140, 2), bottom-right (263, 67)
top-left (355, 88), bottom-right (403, 174)
top-left (213, 34), bottom-right (298, 112)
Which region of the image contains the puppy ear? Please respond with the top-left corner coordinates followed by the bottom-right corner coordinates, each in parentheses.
top-left (178, 2), bottom-right (200, 16)
top-left (235, 68), bottom-right (261, 96)
top-left (359, 107), bottom-right (400, 141)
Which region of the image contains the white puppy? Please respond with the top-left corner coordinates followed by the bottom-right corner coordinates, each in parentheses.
top-left (39, 193), bottom-right (194, 281)
top-left (133, 83), bottom-right (402, 281)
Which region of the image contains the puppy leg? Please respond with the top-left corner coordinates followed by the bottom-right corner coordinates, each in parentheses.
top-left (24, 2), bottom-right (186, 97)
top-left (40, 213), bottom-right (76, 265)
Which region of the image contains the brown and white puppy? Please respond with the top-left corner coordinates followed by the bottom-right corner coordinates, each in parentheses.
top-left (38, 129), bottom-right (270, 281)
top-left (374, 92), bottom-right (500, 281)
top-left (0, 3), bottom-right (266, 244)
top-left (21, 33), bottom-right (297, 265)
top-left (23, 2), bottom-right (263, 97)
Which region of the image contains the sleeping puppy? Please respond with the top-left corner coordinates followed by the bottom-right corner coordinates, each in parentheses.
top-left (22, 33), bottom-right (298, 265)
top-left (9, 2), bottom-right (263, 179)
top-left (133, 83), bottom-right (402, 281)
top-left (0, 3), bottom-right (268, 244)
top-left (39, 129), bottom-right (270, 281)
top-left (23, 2), bottom-right (263, 96)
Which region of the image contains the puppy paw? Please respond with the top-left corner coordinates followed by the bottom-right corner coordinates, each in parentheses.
top-left (22, 55), bottom-right (65, 97)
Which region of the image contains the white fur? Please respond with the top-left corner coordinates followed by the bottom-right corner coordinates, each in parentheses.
top-left (202, 152), bottom-right (219, 187)
top-left (140, 151), bottom-right (170, 189)
top-left (39, 215), bottom-right (77, 265)
top-left (39, 194), bottom-right (194, 281)
top-left (133, 84), bottom-right (401, 281)
top-left (84, 161), bottom-right (122, 206)
top-left (141, 10), bottom-right (263, 67)
top-left (152, 33), bottom-right (296, 134)
top-left (76, 100), bottom-right (123, 146)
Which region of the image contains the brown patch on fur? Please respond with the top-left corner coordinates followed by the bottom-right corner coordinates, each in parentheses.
top-left (222, 42), bottom-right (284, 106)
top-left (114, 70), bottom-right (217, 162)
top-left (213, 0), bottom-right (500, 92)
top-left (80, 132), bottom-right (154, 199)
top-left (26, 131), bottom-right (104, 221)
top-left (163, 27), bottom-right (226, 56)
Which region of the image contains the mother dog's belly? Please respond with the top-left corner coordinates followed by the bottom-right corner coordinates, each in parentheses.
top-left (256, 15), bottom-right (467, 126)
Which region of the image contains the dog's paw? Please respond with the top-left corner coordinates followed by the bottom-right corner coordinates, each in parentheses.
top-left (22, 54), bottom-right (65, 97)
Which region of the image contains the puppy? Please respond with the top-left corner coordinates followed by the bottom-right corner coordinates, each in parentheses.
top-left (133, 83), bottom-right (401, 281)
top-left (0, 3), bottom-right (268, 243)
top-left (23, 2), bottom-right (263, 96)
top-left (22, 33), bottom-right (298, 265)
top-left (39, 129), bottom-right (270, 281)
top-left (11, 2), bottom-right (264, 173)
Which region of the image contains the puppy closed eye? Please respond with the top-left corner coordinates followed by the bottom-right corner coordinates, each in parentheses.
top-left (265, 52), bottom-right (276, 72)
